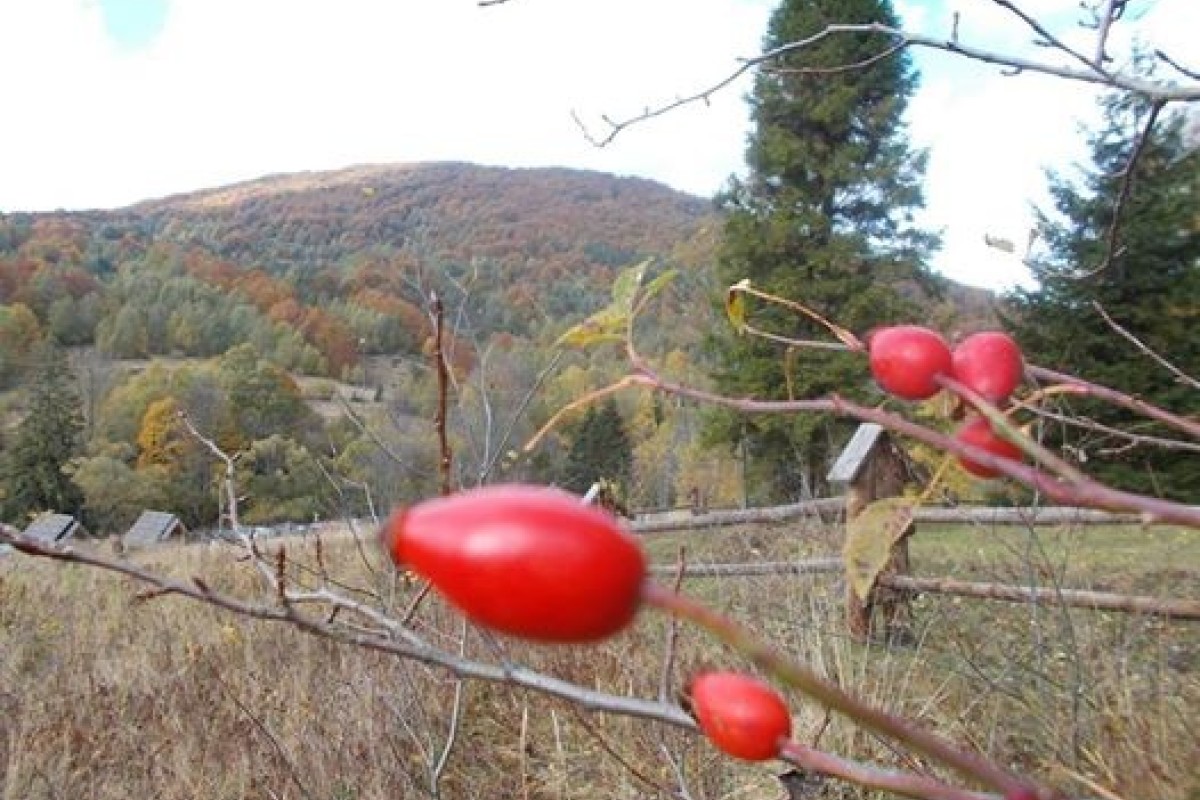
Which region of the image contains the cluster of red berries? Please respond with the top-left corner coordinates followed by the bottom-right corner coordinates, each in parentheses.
top-left (868, 326), bottom-right (1025, 478)
top-left (382, 484), bottom-right (794, 761)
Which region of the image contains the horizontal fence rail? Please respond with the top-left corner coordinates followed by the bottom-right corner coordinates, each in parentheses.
top-left (911, 506), bottom-right (1146, 525)
top-left (880, 574), bottom-right (1200, 621)
top-left (647, 558), bottom-right (1199, 621)
top-left (630, 501), bottom-right (1180, 533)
top-left (631, 498), bottom-right (843, 533)
top-left (649, 557), bottom-right (842, 578)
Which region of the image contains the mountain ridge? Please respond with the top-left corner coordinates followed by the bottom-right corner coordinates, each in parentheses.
top-left (0, 160), bottom-right (998, 384)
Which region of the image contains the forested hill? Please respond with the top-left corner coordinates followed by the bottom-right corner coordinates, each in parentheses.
top-left (1, 161), bottom-right (994, 385)
top-left (0, 163), bottom-right (726, 382)
top-left (129, 162), bottom-right (716, 274)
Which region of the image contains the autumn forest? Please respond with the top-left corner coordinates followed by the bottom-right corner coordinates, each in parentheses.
top-left (0, 161), bottom-right (989, 533)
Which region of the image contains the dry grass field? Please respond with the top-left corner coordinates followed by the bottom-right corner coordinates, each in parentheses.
top-left (1, 516), bottom-right (1196, 800)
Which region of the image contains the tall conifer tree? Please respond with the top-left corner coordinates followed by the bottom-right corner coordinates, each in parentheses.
top-left (562, 398), bottom-right (633, 499)
top-left (706, 0), bottom-right (935, 501)
top-left (1010, 95), bottom-right (1200, 500)
top-left (0, 341), bottom-right (85, 521)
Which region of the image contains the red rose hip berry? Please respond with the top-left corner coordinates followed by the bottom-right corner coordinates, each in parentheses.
top-left (687, 671), bottom-right (792, 761)
top-left (382, 484), bottom-right (646, 643)
top-left (868, 325), bottom-right (952, 400)
top-left (951, 331), bottom-right (1024, 403)
top-left (955, 416), bottom-right (1024, 478)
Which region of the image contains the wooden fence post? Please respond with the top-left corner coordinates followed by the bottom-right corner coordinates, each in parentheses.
top-left (828, 424), bottom-right (914, 642)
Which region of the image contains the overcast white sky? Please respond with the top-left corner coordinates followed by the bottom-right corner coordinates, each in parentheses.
top-left (0, 0), bottom-right (1196, 290)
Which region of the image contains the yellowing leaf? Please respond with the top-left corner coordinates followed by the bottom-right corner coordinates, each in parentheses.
top-left (726, 279), bottom-right (751, 334)
top-left (843, 498), bottom-right (914, 601)
top-left (554, 306), bottom-right (628, 348)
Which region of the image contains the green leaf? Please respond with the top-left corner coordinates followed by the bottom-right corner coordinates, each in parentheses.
top-left (555, 306), bottom-right (628, 348)
top-left (725, 279), bottom-right (750, 334)
top-left (612, 258), bottom-right (653, 313)
top-left (843, 498), bottom-right (914, 601)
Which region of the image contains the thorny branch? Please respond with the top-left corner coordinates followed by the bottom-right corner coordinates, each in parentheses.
top-left (582, 350), bottom-right (1200, 528)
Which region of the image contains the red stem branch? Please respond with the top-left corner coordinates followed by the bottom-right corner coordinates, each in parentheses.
top-left (642, 582), bottom-right (1053, 799)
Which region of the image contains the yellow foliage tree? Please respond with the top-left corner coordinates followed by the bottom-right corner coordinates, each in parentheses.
top-left (136, 396), bottom-right (187, 472)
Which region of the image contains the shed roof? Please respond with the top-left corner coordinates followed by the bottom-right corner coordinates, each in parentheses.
top-left (124, 511), bottom-right (187, 547)
top-left (826, 423), bottom-right (887, 484)
top-left (22, 513), bottom-right (84, 543)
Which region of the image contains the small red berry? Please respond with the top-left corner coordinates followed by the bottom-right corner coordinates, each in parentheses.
top-left (955, 416), bottom-right (1024, 478)
top-left (1004, 789), bottom-right (1040, 800)
top-left (382, 484), bottom-right (646, 643)
top-left (951, 331), bottom-right (1024, 403)
top-left (868, 325), bottom-right (952, 401)
top-left (687, 671), bottom-right (792, 761)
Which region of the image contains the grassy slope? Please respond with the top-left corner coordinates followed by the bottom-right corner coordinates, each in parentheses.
top-left (1, 519), bottom-right (1196, 800)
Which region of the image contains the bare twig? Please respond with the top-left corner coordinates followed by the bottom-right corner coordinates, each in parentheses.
top-left (211, 670), bottom-right (316, 800)
top-left (1027, 364), bottom-right (1200, 441)
top-left (431, 292), bottom-right (454, 496)
top-left (1091, 301), bottom-right (1200, 390)
top-left (1089, 0), bottom-right (1126, 67)
top-left (566, 706), bottom-right (685, 799)
top-left (477, 351), bottom-right (564, 484)
top-left (1068, 99), bottom-right (1166, 278)
top-left (431, 620), bottom-right (469, 794)
top-left (657, 546), bottom-right (688, 703)
top-left (1020, 404), bottom-right (1200, 455)
top-left (1155, 48), bottom-right (1200, 81)
top-left (575, 21), bottom-right (1199, 147)
top-left (989, 0), bottom-right (1110, 78)
top-left (764, 42), bottom-right (908, 76)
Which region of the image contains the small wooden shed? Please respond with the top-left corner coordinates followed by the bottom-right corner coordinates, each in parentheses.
top-left (123, 511), bottom-right (188, 549)
top-left (827, 423), bottom-right (915, 642)
top-left (827, 424), bottom-right (910, 517)
top-left (22, 513), bottom-right (86, 544)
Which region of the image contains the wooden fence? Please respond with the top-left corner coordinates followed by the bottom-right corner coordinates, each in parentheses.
top-left (629, 500), bottom-right (1150, 534)
top-left (633, 500), bottom-right (1199, 626)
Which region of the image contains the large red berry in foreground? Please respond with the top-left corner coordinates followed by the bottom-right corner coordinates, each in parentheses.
top-left (688, 672), bottom-right (792, 762)
top-left (868, 325), bottom-right (952, 400)
top-left (952, 331), bottom-right (1024, 403)
top-left (955, 416), bottom-right (1024, 478)
top-left (382, 484), bottom-right (646, 643)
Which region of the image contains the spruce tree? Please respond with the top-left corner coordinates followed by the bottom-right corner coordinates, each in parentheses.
top-left (706, 0), bottom-right (936, 502)
top-left (562, 398), bottom-right (633, 498)
top-left (0, 341), bottom-right (85, 521)
top-left (1010, 94), bottom-right (1200, 501)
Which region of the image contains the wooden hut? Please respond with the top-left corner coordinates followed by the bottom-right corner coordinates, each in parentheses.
top-left (22, 513), bottom-right (86, 544)
top-left (123, 511), bottom-right (188, 549)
